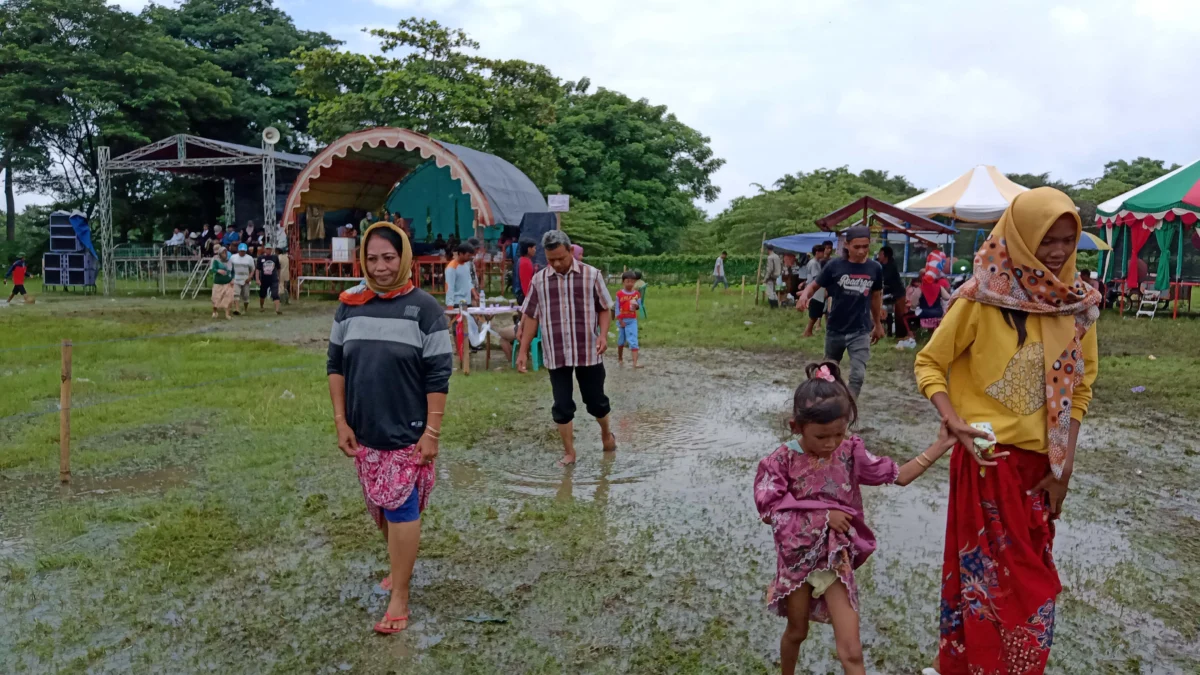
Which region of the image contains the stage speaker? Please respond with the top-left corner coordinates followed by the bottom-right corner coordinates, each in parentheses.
top-left (49, 210), bottom-right (81, 252)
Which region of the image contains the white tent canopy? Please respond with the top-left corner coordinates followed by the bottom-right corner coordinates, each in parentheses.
top-left (896, 165), bottom-right (1028, 224)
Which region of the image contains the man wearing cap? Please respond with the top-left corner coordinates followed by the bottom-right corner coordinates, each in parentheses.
top-left (796, 226), bottom-right (885, 398)
top-left (230, 243), bottom-right (256, 315)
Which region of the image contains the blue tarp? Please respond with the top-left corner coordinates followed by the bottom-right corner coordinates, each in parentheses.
top-left (765, 232), bottom-right (834, 255)
top-left (68, 213), bottom-right (100, 260)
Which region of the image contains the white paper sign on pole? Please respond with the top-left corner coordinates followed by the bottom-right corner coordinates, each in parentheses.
top-left (547, 194), bottom-right (570, 212)
top-left (332, 237), bottom-right (354, 262)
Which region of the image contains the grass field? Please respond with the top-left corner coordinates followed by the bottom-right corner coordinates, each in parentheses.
top-left (2, 281), bottom-right (1198, 674)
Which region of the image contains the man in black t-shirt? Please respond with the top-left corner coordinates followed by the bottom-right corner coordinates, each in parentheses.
top-left (796, 227), bottom-right (884, 398)
top-left (255, 247), bottom-right (282, 315)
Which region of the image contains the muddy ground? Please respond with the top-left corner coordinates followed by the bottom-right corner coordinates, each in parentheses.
top-left (2, 297), bottom-right (1198, 674)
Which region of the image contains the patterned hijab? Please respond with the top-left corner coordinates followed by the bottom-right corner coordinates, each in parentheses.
top-left (339, 221), bottom-right (414, 306)
top-left (952, 187), bottom-right (1101, 478)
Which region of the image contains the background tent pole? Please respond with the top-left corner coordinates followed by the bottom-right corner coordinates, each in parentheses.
top-left (753, 232), bottom-right (765, 306)
top-left (224, 179), bottom-right (235, 230)
top-left (97, 146), bottom-right (114, 296)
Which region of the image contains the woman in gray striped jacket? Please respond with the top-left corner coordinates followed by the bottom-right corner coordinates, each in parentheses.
top-left (327, 222), bottom-right (453, 634)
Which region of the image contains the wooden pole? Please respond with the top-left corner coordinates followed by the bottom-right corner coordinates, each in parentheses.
top-left (753, 232), bottom-right (766, 305)
top-left (694, 273), bottom-right (702, 311)
top-left (740, 275), bottom-right (746, 304)
top-left (59, 340), bottom-right (72, 484)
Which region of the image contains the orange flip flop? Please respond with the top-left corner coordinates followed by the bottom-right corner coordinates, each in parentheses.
top-left (373, 612), bottom-right (409, 635)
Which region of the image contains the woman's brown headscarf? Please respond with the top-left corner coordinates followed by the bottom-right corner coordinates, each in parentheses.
top-left (339, 221), bottom-right (414, 305)
top-left (952, 187), bottom-right (1101, 477)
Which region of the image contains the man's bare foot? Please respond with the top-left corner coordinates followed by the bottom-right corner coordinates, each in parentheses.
top-left (557, 455), bottom-right (577, 467)
top-left (632, 363), bottom-right (644, 369)
top-left (602, 432), bottom-right (617, 453)
top-left (802, 331), bottom-right (813, 338)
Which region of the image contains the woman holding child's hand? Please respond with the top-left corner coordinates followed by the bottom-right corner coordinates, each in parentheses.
top-left (913, 188), bottom-right (1101, 675)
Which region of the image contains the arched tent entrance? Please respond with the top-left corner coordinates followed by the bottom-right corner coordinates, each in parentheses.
top-left (283, 127), bottom-right (547, 293)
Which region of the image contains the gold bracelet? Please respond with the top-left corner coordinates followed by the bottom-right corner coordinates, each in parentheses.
top-left (915, 453), bottom-right (932, 469)
top-left (429, 411), bottom-right (444, 416)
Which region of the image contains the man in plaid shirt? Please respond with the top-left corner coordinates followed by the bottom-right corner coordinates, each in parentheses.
top-left (517, 230), bottom-right (617, 466)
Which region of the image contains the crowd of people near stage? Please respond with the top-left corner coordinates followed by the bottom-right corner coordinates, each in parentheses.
top-left (206, 239), bottom-right (289, 320)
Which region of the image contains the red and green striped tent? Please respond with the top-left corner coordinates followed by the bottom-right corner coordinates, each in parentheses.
top-left (1094, 159), bottom-right (1200, 290)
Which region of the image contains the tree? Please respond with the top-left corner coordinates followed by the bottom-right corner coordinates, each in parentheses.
top-left (1005, 172), bottom-right (1075, 193)
top-left (143, 0), bottom-right (338, 151)
top-left (549, 84), bottom-right (723, 253)
top-left (0, 0), bottom-right (64, 239)
top-left (559, 200), bottom-right (632, 257)
top-left (686, 167), bottom-right (920, 253)
top-left (295, 19), bottom-right (561, 188)
top-left (0, 0), bottom-right (232, 220)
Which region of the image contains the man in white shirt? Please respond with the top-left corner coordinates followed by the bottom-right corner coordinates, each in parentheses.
top-left (165, 229), bottom-right (185, 247)
top-left (711, 251), bottom-right (729, 290)
top-left (444, 243), bottom-right (477, 307)
top-left (802, 244), bottom-right (828, 337)
top-left (763, 245), bottom-right (782, 308)
top-left (229, 243), bottom-right (255, 315)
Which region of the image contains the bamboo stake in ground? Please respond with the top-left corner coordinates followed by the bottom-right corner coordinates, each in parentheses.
top-left (695, 273), bottom-right (702, 311)
top-left (753, 232), bottom-right (766, 305)
top-left (59, 340), bottom-right (72, 484)
top-left (741, 275), bottom-right (746, 304)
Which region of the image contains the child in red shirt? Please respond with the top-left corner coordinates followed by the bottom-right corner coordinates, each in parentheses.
top-left (614, 270), bottom-right (642, 368)
top-left (5, 255), bottom-right (27, 304)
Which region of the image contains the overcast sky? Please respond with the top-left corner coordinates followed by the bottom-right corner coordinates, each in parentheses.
top-left (19, 0), bottom-right (1198, 213)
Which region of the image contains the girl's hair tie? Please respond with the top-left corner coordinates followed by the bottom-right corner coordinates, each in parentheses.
top-left (812, 365), bottom-right (835, 382)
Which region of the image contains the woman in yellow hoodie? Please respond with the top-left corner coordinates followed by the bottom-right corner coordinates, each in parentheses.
top-left (914, 188), bottom-right (1101, 675)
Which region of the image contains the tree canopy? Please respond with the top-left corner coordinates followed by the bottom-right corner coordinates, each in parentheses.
top-left (295, 19), bottom-right (562, 189)
top-left (548, 84), bottom-right (724, 253)
top-left (143, 0), bottom-right (338, 151)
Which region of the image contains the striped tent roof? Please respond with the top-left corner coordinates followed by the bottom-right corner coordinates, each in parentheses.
top-left (1095, 158), bottom-right (1200, 228)
top-left (895, 165), bottom-right (1028, 224)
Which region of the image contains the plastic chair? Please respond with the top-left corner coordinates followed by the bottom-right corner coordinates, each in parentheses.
top-left (511, 328), bottom-right (543, 371)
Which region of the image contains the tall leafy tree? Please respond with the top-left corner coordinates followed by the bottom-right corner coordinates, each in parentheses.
top-left (0, 0), bottom-right (65, 239)
top-left (549, 83), bottom-right (723, 253)
top-left (143, 0), bottom-right (338, 150)
top-left (295, 19), bottom-right (561, 188)
top-left (0, 0), bottom-right (231, 222)
top-left (559, 199), bottom-right (632, 257)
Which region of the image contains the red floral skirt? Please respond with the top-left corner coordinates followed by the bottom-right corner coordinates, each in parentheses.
top-left (355, 444), bottom-right (435, 529)
top-left (938, 445), bottom-right (1060, 675)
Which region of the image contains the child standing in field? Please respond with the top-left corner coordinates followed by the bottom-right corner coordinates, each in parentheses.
top-left (615, 270), bottom-right (642, 368)
top-left (4, 254), bottom-right (28, 305)
top-left (755, 361), bottom-right (955, 675)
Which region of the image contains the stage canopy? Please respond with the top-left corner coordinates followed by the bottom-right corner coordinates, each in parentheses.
top-left (893, 165), bottom-right (1027, 224)
top-left (1095, 158), bottom-right (1200, 228)
top-left (283, 127), bottom-right (547, 245)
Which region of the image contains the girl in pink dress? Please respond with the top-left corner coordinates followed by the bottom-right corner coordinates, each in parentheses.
top-left (755, 361), bottom-right (956, 675)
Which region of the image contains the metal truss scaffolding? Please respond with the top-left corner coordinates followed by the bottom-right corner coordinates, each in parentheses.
top-left (96, 134), bottom-right (309, 295)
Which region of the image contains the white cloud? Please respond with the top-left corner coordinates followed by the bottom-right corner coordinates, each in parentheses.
top-left (1049, 6), bottom-right (1091, 35)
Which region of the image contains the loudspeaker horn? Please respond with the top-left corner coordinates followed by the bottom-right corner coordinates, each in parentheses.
top-left (262, 126), bottom-right (280, 145)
